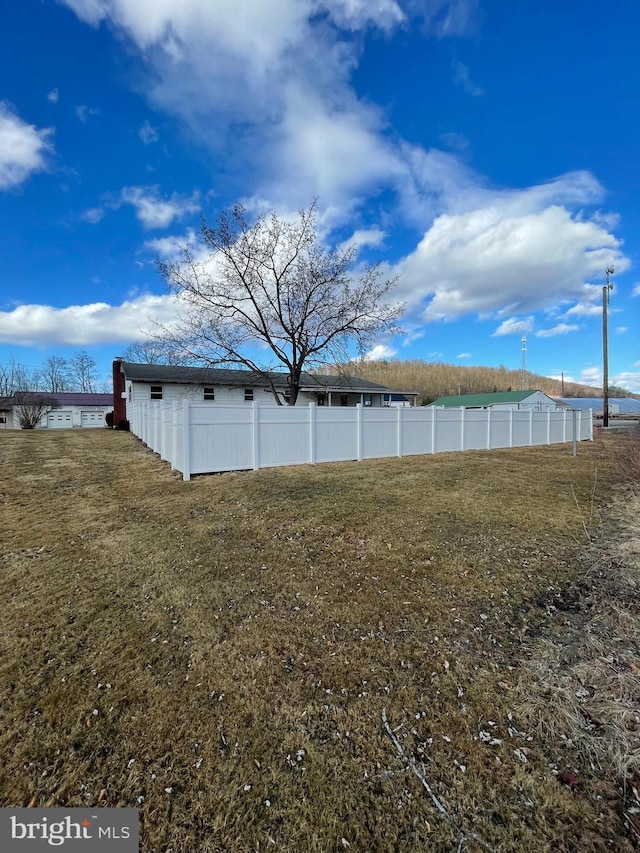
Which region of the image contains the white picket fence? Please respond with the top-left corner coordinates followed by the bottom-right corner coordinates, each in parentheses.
top-left (128, 401), bottom-right (592, 481)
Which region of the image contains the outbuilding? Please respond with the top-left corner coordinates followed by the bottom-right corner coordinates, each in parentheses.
top-left (429, 390), bottom-right (561, 411)
top-left (0, 392), bottom-right (113, 429)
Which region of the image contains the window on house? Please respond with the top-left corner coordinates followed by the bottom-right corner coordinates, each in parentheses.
top-left (340, 394), bottom-right (348, 407)
top-left (317, 394), bottom-right (326, 406)
top-left (150, 385), bottom-right (163, 400)
top-left (0, 415), bottom-right (6, 423)
top-left (244, 388), bottom-right (254, 401)
top-left (363, 394), bottom-right (372, 407)
top-left (203, 387), bottom-right (215, 400)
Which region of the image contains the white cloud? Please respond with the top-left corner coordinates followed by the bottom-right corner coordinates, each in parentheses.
top-left (396, 204), bottom-right (628, 323)
top-left (633, 283), bottom-right (640, 297)
top-left (492, 317), bottom-right (534, 337)
top-left (318, 0), bottom-right (405, 30)
top-left (59, 0), bottom-right (630, 332)
top-left (339, 227), bottom-right (386, 255)
top-left (615, 326), bottom-right (627, 334)
top-left (47, 88), bottom-right (59, 103)
top-left (364, 343), bottom-right (397, 361)
top-left (453, 61), bottom-right (484, 96)
top-left (0, 295), bottom-right (180, 346)
top-left (580, 366), bottom-right (602, 387)
top-left (143, 228), bottom-right (199, 260)
top-left (139, 120), bottom-right (158, 144)
top-left (0, 102), bottom-right (53, 190)
top-left (457, 352), bottom-right (471, 359)
top-left (535, 323), bottom-right (579, 338)
top-left (79, 206), bottom-right (105, 224)
top-left (75, 104), bottom-right (99, 123)
top-left (401, 327), bottom-right (425, 347)
top-left (120, 186), bottom-right (200, 229)
top-left (566, 302), bottom-right (602, 317)
top-left (612, 372), bottom-right (640, 394)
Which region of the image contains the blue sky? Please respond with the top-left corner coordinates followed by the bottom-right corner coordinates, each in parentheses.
top-left (1, 0), bottom-right (638, 391)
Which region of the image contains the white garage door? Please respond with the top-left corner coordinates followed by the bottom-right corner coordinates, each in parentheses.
top-left (81, 410), bottom-right (105, 427)
top-left (48, 410), bottom-right (73, 428)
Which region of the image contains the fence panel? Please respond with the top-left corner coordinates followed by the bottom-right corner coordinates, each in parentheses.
top-left (190, 404), bottom-right (253, 474)
top-left (128, 401), bottom-right (592, 480)
top-left (434, 409), bottom-right (463, 453)
top-left (489, 410), bottom-right (512, 449)
top-left (400, 409), bottom-right (432, 456)
top-left (361, 408), bottom-right (399, 459)
top-left (315, 408), bottom-right (359, 462)
top-left (258, 405), bottom-right (311, 468)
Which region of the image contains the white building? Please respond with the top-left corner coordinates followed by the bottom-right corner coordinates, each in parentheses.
top-left (0, 392), bottom-right (113, 429)
top-left (112, 360), bottom-right (417, 426)
top-left (429, 390), bottom-right (561, 412)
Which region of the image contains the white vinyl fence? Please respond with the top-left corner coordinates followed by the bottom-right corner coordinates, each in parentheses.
top-left (128, 402), bottom-right (592, 481)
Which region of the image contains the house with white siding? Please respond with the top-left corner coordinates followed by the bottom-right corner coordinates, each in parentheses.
top-left (112, 359), bottom-right (417, 426)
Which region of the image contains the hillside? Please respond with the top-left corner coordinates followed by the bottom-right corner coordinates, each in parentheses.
top-left (326, 359), bottom-right (627, 405)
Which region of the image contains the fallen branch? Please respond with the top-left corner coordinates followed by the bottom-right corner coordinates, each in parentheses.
top-left (382, 708), bottom-right (494, 852)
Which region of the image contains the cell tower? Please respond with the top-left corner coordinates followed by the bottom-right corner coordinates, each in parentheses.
top-left (521, 335), bottom-right (527, 390)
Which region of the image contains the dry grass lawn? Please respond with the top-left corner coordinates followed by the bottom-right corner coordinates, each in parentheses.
top-left (1, 427), bottom-right (639, 852)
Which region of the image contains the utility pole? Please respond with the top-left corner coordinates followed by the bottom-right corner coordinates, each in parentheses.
top-left (521, 336), bottom-right (527, 390)
top-left (603, 265), bottom-right (614, 428)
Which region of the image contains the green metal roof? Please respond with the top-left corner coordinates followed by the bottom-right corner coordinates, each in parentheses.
top-left (429, 390), bottom-right (541, 408)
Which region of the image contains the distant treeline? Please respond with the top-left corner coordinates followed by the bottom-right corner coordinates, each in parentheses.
top-left (322, 359), bottom-right (632, 405)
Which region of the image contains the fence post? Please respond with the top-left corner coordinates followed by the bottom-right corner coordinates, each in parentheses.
top-left (509, 409), bottom-right (513, 448)
top-left (431, 407), bottom-right (436, 454)
top-left (252, 402), bottom-right (260, 470)
top-left (171, 402), bottom-right (179, 470)
top-left (486, 407), bottom-right (492, 450)
top-left (588, 409), bottom-right (593, 440)
top-left (563, 408), bottom-right (567, 443)
top-left (309, 402), bottom-right (316, 464)
top-left (460, 407), bottom-right (466, 451)
top-left (577, 409), bottom-right (582, 442)
top-left (547, 409), bottom-right (551, 444)
top-left (529, 409), bottom-right (533, 446)
top-left (356, 404), bottom-right (363, 461)
top-left (182, 400), bottom-right (191, 481)
top-left (397, 405), bottom-right (403, 457)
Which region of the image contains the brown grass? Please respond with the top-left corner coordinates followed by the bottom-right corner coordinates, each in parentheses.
top-left (1, 427), bottom-right (639, 851)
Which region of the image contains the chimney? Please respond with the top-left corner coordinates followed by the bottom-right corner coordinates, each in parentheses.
top-left (112, 357), bottom-right (126, 426)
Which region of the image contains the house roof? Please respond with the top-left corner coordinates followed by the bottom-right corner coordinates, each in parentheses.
top-left (429, 390), bottom-right (544, 408)
top-left (51, 392), bottom-right (113, 406)
top-left (119, 361), bottom-right (392, 394)
top-left (0, 392), bottom-right (112, 407)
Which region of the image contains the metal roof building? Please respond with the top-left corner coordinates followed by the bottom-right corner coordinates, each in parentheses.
top-left (428, 390), bottom-right (560, 411)
top-left (557, 397), bottom-right (640, 416)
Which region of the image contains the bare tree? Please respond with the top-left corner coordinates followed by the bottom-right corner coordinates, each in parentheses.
top-left (123, 339), bottom-right (191, 365)
top-left (70, 350), bottom-right (97, 392)
top-left (156, 201), bottom-right (403, 405)
top-left (13, 392), bottom-right (59, 429)
top-left (0, 359), bottom-right (33, 396)
top-left (40, 356), bottom-right (71, 393)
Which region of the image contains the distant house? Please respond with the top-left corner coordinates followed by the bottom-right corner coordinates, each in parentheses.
top-left (112, 359), bottom-right (417, 426)
top-left (0, 392), bottom-right (113, 430)
top-left (428, 390), bottom-right (561, 411)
